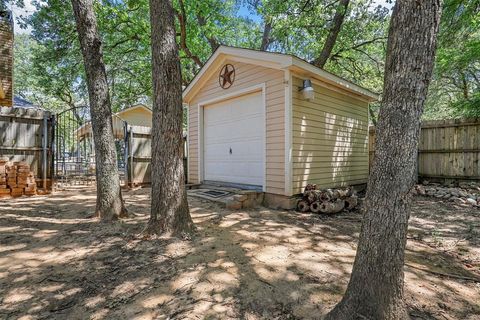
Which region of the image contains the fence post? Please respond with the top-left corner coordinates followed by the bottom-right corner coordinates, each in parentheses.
top-left (123, 121), bottom-right (129, 187)
top-left (42, 113), bottom-right (48, 190)
top-left (128, 126), bottom-right (134, 187)
top-left (50, 114), bottom-right (56, 190)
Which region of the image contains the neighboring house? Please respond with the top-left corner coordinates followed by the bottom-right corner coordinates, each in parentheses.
top-left (183, 46), bottom-right (379, 208)
top-left (73, 104), bottom-right (152, 185)
top-left (13, 96), bottom-right (42, 109)
top-left (113, 104), bottom-right (152, 127)
top-left (76, 104), bottom-right (152, 139)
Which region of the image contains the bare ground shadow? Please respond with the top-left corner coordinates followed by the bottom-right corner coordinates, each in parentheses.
top-left (0, 188), bottom-right (478, 319)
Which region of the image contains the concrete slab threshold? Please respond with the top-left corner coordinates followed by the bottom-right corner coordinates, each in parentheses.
top-left (187, 184), bottom-right (264, 210)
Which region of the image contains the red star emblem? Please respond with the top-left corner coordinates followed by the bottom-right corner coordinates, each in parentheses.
top-left (219, 64), bottom-right (235, 89)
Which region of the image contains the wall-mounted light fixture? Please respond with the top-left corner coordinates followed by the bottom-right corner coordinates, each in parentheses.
top-left (299, 79), bottom-right (314, 101)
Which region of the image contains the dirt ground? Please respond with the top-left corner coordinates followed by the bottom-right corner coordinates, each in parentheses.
top-left (0, 187), bottom-right (479, 320)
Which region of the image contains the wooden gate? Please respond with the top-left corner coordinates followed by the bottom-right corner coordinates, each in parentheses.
top-left (124, 125), bottom-right (188, 186)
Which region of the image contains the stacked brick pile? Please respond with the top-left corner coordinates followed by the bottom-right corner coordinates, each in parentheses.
top-left (6, 161), bottom-right (22, 196)
top-left (0, 158), bottom-right (37, 197)
top-left (19, 162), bottom-right (37, 196)
top-left (0, 157), bottom-right (9, 198)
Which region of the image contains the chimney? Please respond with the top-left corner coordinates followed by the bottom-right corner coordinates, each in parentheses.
top-left (0, 9), bottom-right (13, 107)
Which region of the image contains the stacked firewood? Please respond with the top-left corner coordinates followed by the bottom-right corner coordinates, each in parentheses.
top-left (297, 184), bottom-right (359, 214)
top-left (0, 158), bottom-right (37, 197)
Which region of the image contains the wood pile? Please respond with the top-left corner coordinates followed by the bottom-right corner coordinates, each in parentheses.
top-left (0, 158), bottom-right (37, 198)
top-left (297, 184), bottom-right (359, 214)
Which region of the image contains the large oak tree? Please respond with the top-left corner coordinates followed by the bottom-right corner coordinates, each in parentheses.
top-left (71, 0), bottom-right (128, 220)
top-left (144, 0), bottom-right (193, 236)
top-left (326, 0), bottom-right (442, 319)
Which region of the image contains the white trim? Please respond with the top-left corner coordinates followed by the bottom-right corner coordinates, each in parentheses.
top-left (197, 84), bottom-right (266, 190)
top-left (185, 104), bottom-right (190, 183)
top-left (196, 83), bottom-right (265, 106)
top-left (284, 70), bottom-right (293, 196)
top-left (261, 84), bottom-right (267, 192)
top-left (197, 104), bottom-right (201, 183)
top-left (184, 55), bottom-right (228, 103)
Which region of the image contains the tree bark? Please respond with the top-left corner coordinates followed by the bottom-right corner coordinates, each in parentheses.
top-left (145, 0), bottom-right (193, 237)
top-left (462, 73), bottom-right (469, 99)
top-left (312, 0), bottom-right (350, 68)
top-left (325, 0), bottom-right (442, 319)
top-left (260, 18), bottom-right (272, 51)
top-left (71, 0), bottom-right (127, 220)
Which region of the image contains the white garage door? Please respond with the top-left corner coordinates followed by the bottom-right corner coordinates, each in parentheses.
top-left (204, 92), bottom-right (264, 187)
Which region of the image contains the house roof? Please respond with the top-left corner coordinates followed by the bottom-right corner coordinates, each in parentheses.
top-left (76, 104), bottom-right (152, 140)
top-left (183, 46), bottom-right (380, 103)
top-left (13, 96), bottom-right (43, 110)
top-left (116, 104), bottom-right (151, 116)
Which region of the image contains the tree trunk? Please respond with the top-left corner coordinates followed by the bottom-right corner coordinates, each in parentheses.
top-left (312, 0), bottom-right (350, 68)
top-left (71, 0), bottom-right (127, 220)
top-left (462, 73), bottom-right (469, 99)
top-left (145, 0), bottom-right (193, 237)
top-left (325, 0), bottom-right (442, 319)
top-left (260, 18), bottom-right (272, 51)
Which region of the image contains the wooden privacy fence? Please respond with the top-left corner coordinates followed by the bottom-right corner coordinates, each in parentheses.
top-left (124, 125), bottom-right (187, 186)
top-left (369, 119), bottom-right (480, 181)
top-left (0, 107), bottom-right (54, 189)
top-left (125, 125), bottom-right (151, 186)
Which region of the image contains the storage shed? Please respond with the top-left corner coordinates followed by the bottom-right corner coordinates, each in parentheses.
top-left (183, 46), bottom-right (379, 208)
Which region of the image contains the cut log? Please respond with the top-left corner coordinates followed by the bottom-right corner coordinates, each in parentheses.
top-left (344, 196), bottom-right (358, 210)
top-left (319, 191), bottom-right (332, 202)
top-left (297, 200), bottom-right (310, 212)
top-left (304, 184), bottom-right (317, 192)
top-left (310, 201), bottom-right (322, 213)
top-left (305, 190), bottom-right (321, 203)
top-left (319, 199), bottom-right (345, 214)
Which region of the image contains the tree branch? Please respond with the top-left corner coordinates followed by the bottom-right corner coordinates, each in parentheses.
top-left (196, 14), bottom-right (219, 51)
top-left (260, 17), bottom-right (273, 51)
top-left (176, 0), bottom-right (203, 68)
top-left (312, 0), bottom-right (350, 68)
top-left (331, 36), bottom-right (387, 60)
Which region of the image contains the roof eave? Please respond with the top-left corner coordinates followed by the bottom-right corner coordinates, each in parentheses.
top-left (182, 45), bottom-right (380, 104)
top-left (289, 58), bottom-right (380, 102)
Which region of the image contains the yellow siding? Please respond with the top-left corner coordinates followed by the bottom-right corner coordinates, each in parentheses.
top-left (118, 107), bottom-right (152, 127)
top-left (187, 60), bottom-right (286, 195)
top-left (291, 76), bottom-right (369, 194)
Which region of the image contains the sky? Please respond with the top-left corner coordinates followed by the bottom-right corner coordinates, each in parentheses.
top-left (11, 0), bottom-right (36, 34)
top-left (12, 0), bottom-right (394, 34)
